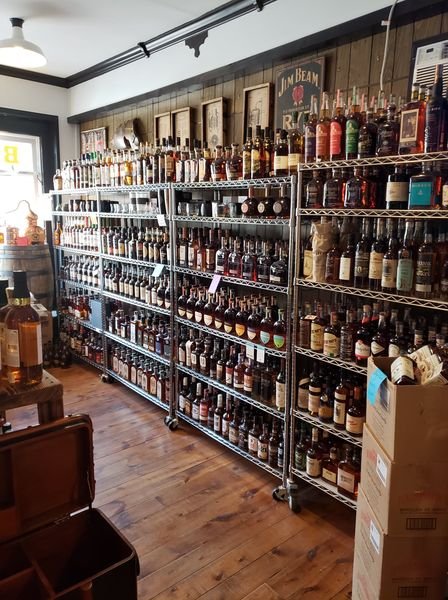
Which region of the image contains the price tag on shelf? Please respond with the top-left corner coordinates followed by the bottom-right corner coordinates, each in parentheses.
top-left (246, 344), bottom-right (255, 360)
top-left (156, 213), bottom-right (167, 227)
top-left (208, 274), bottom-right (221, 294)
top-left (152, 264), bottom-right (164, 278)
top-left (256, 346), bottom-right (265, 364)
top-left (367, 367), bottom-right (387, 406)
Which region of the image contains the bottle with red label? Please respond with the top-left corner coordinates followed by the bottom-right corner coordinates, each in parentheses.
top-left (330, 90), bottom-right (346, 160)
top-left (316, 92), bottom-right (331, 162)
top-left (354, 305), bottom-right (372, 366)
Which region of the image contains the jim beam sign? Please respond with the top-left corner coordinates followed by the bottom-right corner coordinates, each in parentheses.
top-left (275, 57), bottom-right (325, 130)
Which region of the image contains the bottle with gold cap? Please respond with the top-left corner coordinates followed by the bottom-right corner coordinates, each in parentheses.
top-left (0, 279), bottom-right (11, 380)
top-left (5, 271), bottom-right (43, 386)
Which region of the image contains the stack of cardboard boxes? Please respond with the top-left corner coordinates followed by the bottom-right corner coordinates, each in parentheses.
top-left (352, 356), bottom-right (448, 600)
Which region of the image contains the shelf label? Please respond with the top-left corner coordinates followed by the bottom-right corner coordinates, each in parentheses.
top-left (208, 274), bottom-right (221, 294)
top-left (369, 520), bottom-right (381, 555)
top-left (157, 213), bottom-right (167, 227)
top-left (246, 343), bottom-right (255, 360)
top-left (367, 367), bottom-right (387, 406)
top-left (257, 346), bottom-right (265, 364)
top-left (152, 264), bottom-right (164, 278)
top-left (376, 454), bottom-right (388, 488)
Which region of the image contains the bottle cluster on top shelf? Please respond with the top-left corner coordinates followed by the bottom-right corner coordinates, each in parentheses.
top-left (301, 216), bottom-right (448, 300)
top-left (178, 376), bottom-right (284, 469)
top-left (103, 264), bottom-right (171, 309)
top-left (303, 161), bottom-right (448, 211)
top-left (177, 326), bottom-right (286, 411)
top-left (177, 278), bottom-right (287, 349)
top-left (108, 344), bottom-right (170, 403)
top-left (293, 424), bottom-right (361, 501)
top-left (296, 360), bottom-right (366, 437)
top-left (53, 218), bottom-right (99, 251)
top-left (106, 304), bottom-right (171, 359)
top-left (297, 299), bottom-right (447, 365)
top-left (101, 226), bottom-right (170, 264)
top-left (176, 227), bottom-right (288, 286)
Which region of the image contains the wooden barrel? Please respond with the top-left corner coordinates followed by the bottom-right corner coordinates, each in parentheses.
top-left (0, 245), bottom-right (54, 309)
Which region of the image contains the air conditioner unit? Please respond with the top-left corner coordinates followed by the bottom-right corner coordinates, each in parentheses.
top-left (412, 38), bottom-right (448, 90)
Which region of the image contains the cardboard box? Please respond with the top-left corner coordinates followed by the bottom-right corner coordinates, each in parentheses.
top-left (31, 302), bottom-right (53, 346)
top-left (367, 357), bottom-right (448, 462)
top-left (361, 425), bottom-right (448, 536)
top-left (354, 487), bottom-right (448, 599)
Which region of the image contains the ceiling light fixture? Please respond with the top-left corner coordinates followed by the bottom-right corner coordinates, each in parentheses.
top-left (0, 18), bottom-right (46, 69)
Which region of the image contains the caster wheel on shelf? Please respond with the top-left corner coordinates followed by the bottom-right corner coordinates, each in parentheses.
top-left (164, 415), bottom-right (171, 426)
top-left (168, 419), bottom-right (178, 431)
top-left (101, 374), bottom-right (113, 383)
top-left (272, 487), bottom-right (287, 502)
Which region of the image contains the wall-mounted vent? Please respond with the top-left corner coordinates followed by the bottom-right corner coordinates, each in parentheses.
top-left (412, 39), bottom-right (448, 90)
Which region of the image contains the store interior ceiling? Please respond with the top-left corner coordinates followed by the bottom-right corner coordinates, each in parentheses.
top-left (0, 0), bottom-right (229, 78)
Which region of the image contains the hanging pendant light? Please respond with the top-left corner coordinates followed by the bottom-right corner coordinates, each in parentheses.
top-left (0, 18), bottom-right (46, 69)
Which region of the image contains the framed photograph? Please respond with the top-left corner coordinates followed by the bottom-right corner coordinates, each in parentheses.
top-left (154, 112), bottom-right (171, 143)
top-left (242, 83), bottom-right (272, 138)
top-left (80, 127), bottom-right (107, 154)
top-left (201, 97), bottom-right (226, 148)
top-left (171, 107), bottom-right (192, 146)
top-left (274, 57), bottom-right (325, 131)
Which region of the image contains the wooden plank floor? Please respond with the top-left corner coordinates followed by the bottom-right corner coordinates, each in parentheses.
top-left (9, 363), bottom-right (355, 600)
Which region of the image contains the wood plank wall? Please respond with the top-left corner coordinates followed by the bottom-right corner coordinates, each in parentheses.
top-left (80, 13), bottom-right (447, 148)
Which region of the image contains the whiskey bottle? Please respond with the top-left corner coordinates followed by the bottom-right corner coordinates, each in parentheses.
top-left (5, 271), bottom-right (43, 386)
top-left (316, 92), bottom-right (331, 161)
top-left (381, 220), bottom-right (399, 293)
top-left (294, 424), bottom-right (308, 471)
top-left (304, 95), bottom-right (318, 163)
top-left (371, 312), bottom-right (389, 357)
top-left (354, 218), bottom-right (371, 288)
top-left (259, 307), bottom-right (274, 347)
top-left (242, 127), bottom-right (253, 180)
top-left (415, 223), bottom-right (435, 299)
top-left (339, 234), bottom-right (355, 286)
top-left (248, 415), bottom-right (261, 457)
top-left (251, 125), bottom-right (265, 179)
top-left (258, 423), bottom-right (269, 461)
top-left (424, 67), bottom-right (447, 153)
top-left (306, 427), bottom-right (322, 478)
top-left (268, 421), bottom-right (280, 467)
top-left (308, 362), bottom-right (322, 417)
top-left (385, 166), bottom-right (409, 210)
top-left (318, 377), bottom-right (334, 423)
top-left (273, 129), bottom-right (289, 177)
top-left (358, 108), bottom-right (377, 158)
top-left (333, 374), bottom-right (348, 430)
top-left (229, 407), bottom-right (240, 445)
top-left (399, 83), bottom-right (426, 155)
top-left (272, 183), bottom-right (291, 217)
top-left (238, 409), bottom-right (250, 451)
top-left (376, 99), bottom-right (399, 156)
top-left (323, 310), bottom-right (341, 358)
top-left (322, 446), bottom-right (339, 487)
top-left (273, 308), bottom-right (286, 350)
top-left (346, 385), bottom-right (365, 437)
top-left (270, 246), bottom-right (288, 286)
top-left (390, 355), bottom-right (416, 385)
top-left (241, 186), bottom-right (258, 218)
top-left (305, 169), bottom-right (324, 208)
top-left (369, 218), bottom-right (387, 291)
top-left (337, 447), bottom-right (359, 500)
top-left (330, 89), bottom-right (346, 160)
top-left (287, 110), bottom-right (304, 175)
top-left (345, 87), bottom-right (361, 160)
top-left (354, 305), bottom-right (372, 366)
top-left (275, 358), bottom-right (286, 410)
top-left (323, 168), bottom-right (344, 208)
top-left (213, 393), bottom-right (224, 434)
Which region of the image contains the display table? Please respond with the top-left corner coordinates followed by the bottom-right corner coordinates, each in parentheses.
top-left (0, 370), bottom-right (64, 425)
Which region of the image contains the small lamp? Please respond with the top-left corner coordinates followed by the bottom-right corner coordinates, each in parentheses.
top-left (0, 18), bottom-right (46, 69)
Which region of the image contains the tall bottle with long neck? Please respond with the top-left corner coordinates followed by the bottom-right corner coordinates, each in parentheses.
top-left (304, 95), bottom-right (318, 163)
top-left (5, 271), bottom-right (43, 386)
top-left (424, 65), bottom-right (447, 153)
top-left (316, 92), bottom-right (331, 161)
top-left (0, 280), bottom-right (10, 380)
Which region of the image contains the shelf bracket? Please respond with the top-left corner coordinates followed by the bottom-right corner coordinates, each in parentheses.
top-left (253, 0), bottom-right (265, 11)
top-left (185, 30), bottom-right (208, 58)
top-left (137, 42), bottom-right (150, 58)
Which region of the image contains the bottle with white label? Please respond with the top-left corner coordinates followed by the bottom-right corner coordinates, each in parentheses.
top-left (306, 427), bottom-right (322, 478)
top-left (345, 385), bottom-right (365, 437)
top-left (337, 447), bottom-right (360, 500)
top-left (322, 447), bottom-right (339, 487)
top-left (275, 358), bottom-right (286, 410)
top-left (5, 271), bottom-right (43, 386)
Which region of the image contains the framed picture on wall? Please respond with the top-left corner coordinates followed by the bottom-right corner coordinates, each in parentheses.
top-left (242, 83), bottom-right (272, 139)
top-left (154, 112), bottom-right (171, 144)
top-left (80, 127), bottom-right (107, 154)
top-left (171, 107), bottom-right (192, 146)
top-left (274, 57), bottom-right (325, 131)
top-left (201, 97), bottom-right (226, 148)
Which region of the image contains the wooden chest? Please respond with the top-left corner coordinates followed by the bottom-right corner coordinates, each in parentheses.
top-left (0, 415), bottom-right (139, 599)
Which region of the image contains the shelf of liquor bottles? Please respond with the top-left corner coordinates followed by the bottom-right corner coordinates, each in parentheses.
top-left (69, 349), bottom-right (104, 372)
top-left (172, 215), bottom-right (290, 226)
top-left (98, 212), bottom-right (166, 220)
top-left (105, 330), bottom-right (171, 366)
top-left (290, 466), bottom-right (357, 510)
top-left (294, 345), bottom-right (367, 375)
top-left (299, 208), bottom-right (448, 219)
top-left (300, 151), bottom-right (448, 171)
top-left (102, 253), bottom-right (170, 271)
top-left (296, 278), bottom-right (448, 312)
top-left (172, 177), bottom-right (292, 190)
top-left (105, 368), bottom-right (170, 413)
top-left (292, 409), bottom-right (363, 449)
top-left (55, 246), bottom-right (100, 257)
top-left (103, 290), bottom-right (171, 316)
top-left (177, 412), bottom-right (282, 480)
top-left (177, 364), bottom-right (284, 420)
top-left (175, 316), bottom-right (287, 358)
top-left (51, 183), bottom-right (169, 195)
top-left (58, 277), bottom-right (100, 295)
top-left (60, 312), bottom-right (103, 335)
top-left (174, 266), bottom-right (288, 294)
top-left (53, 211), bottom-right (97, 218)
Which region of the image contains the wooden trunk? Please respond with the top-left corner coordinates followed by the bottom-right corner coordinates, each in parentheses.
top-left (0, 415), bottom-right (139, 599)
